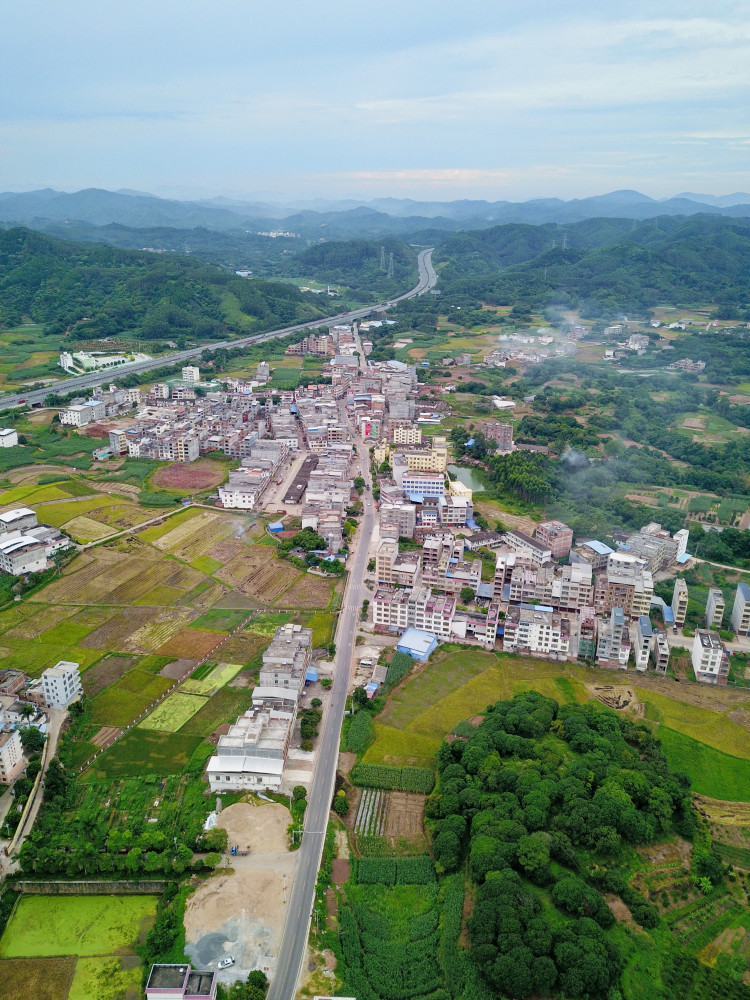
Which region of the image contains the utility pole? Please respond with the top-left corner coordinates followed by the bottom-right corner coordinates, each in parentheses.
top-left (379, 246), bottom-right (386, 271)
top-left (561, 234), bottom-right (569, 251)
top-left (387, 252), bottom-right (394, 279)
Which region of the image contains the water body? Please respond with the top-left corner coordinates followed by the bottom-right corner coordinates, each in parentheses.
top-left (447, 464), bottom-right (489, 493)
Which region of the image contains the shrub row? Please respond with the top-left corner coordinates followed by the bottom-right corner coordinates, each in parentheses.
top-left (351, 763), bottom-right (434, 794)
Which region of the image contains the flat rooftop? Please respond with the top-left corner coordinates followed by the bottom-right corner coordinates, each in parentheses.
top-left (146, 964), bottom-right (189, 990)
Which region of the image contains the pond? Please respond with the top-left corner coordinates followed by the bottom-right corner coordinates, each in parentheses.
top-left (447, 464), bottom-right (489, 493)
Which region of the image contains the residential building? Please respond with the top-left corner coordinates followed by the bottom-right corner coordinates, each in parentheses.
top-left (0, 508), bottom-right (38, 535)
top-left (206, 693), bottom-right (297, 792)
top-left (570, 540), bottom-right (614, 572)
top-left (145, 964), bottom-right (217, 1000)
top-left (577, 608), bottom-right (596, 660)
top-left (502, 603), bottom-right (572, 658)
top-left (0, 428), bottom-right (18, 448)
top-left (109, 428), bottom-right (129, 455)
top-left (41, 660), bottom-right (82, 709)
top-left (396, 437), bottom-right (449, 474)
top-left (0, 669), bottom-right (25, 696)
top-left (0, 728), bottom-right (25, 783)
top-left (534, 520), bottom-right (574, 559)
top-left (0, 533), bottom-right (47, 575)
top-left (479, 421), bottom-right (513, 452)
top-left (622, 524), bottom-right (678, 572)
top-left (652, 633), bottom-right (670, 674)
top-left (182, 365), bottom-right (200, 383)
top-left (400, 472), bottom-right (445, 499)
top-left (391, 423), bottom-right (422, 445)
top-left (596, 607), bottom-right (630, 669)
top-left (595, 554), bottom-right (653, 618)
top-left (706, 587), bottom-right (725, 628)
top-left (692, 630), bottom-right (728, 685)
top-left (731, 582), bottom-right (750, 636)
top-left (671, 579), bottom-right (689, 627)
top-left (372, 586), bottom-right (456, 638)
top-left (634, 616), bottom-right (652, 671)
top-left (504, 530), bottom-right (552, 567)
top-left (258, 624), bottom-right (313, 692)
top-left (379, 499), bottom-right (417, 538)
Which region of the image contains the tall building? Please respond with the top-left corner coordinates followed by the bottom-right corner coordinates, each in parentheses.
top-left (596, 607), bottom-right (630, 669)
top-left (534, 521), bottom-right (574, 559)
top-left (671, 579), bottom-right (688, 627)
top-left (692, 630), bottom-right (728, 685)
top-left (182, 366), bottom-right (200, 382)
top-left (502, 604), bottom-right (572, 658)
top-left (0, 728), bottom-right (24, 784)
top-left (705, 588), bottom-right (725, 629)
top-left (42, 660), bottom-right (82, 709)
top-left (634, 616), bottom-right (652, 671)
top-left (731, 582), bottom-right (750, 636)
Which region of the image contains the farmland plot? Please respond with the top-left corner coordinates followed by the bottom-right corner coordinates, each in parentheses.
top-left (81, 655), bottom-right (138, 697)
top-left (62, 515), bottom-right (115, 542)
top-left (3, 604), bottom-right (78, 640)
top-left (139, 692), bottom-right (208, 732)
top-left (355, 788), bottom-right (389, 836)
top-left (277, 573), bottom-right (336, 609)
top-left (125, 609), bottom-right (195, 652)
top-left (240, 559), bottom-right (301, 602)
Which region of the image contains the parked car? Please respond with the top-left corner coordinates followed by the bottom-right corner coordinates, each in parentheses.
top-left (217, 956), bottom-right (235, 970)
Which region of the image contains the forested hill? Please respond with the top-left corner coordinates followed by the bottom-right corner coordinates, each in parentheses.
top-left (277, 238), bottom-right (417, 297)
top-left (0, 227), bottom-right (330, 342)
top-left (434, 214), bottom-right (750, 315)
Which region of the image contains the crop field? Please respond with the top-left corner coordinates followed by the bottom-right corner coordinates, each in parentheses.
top-left (182, 661), bottom-right (244, 695)
top-left (656, 727), bottom-right (750, 801)
top-left (82, 729), bottom-right (203, 778)
top-left (190, 607), bottom-right (249, 632)
top-left (179, 685), bottom-right (256, 737)
top-left (0, 895), bottom-right (157, 958)
top-left (62, 515), bottom-right (116, 543)
top-left (134, 584), bottom-right (184, 605)
top-left (156, 628), bottom-right (221, 658)
top-left (379, 647), bottom-right (499, 730)
top-left (90, 672), bottom-right (172, 727)
top-left (0, 957), bottom-right (76, 1000)
top-left (190, 554), bottom-right (223, 574)
top-left (81, 655), bottom-right (139, 697)
top-left (0, 640), bottom-right (102, 678)
top-left (308, 611), bottom-right (335, 646)
top-left (139, 691), bottom-right (208, 732)
top-left (145, 509), bottom-right (240, 557)
top-left (363, 724), bottom-right (443, 769)
top-left (2, 604), bottom-right (79, 640)
top-left (137, 506), bottom-right (202, 542)
top-left (216, 630), bottom-right (268, 664)
top-left (239, 558), bottom-right (301, 602)
top-left (278, 573), bottom-right (337, 608)
top-left (635, 687), bottom-right (750, 759)
top-left (0, 483), bottom-right (73, 505)
top-left (150, 458), bottom-right (226, 491)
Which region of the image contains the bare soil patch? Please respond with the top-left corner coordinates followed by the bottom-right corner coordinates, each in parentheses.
top-left (219, 631), bottom-right (268, 665)
top-left (338, 752), bottom-right (356, 775)
top-left (606, 894), bottom-right (638, 930)
top-left (587, 684), bottom-right (642, 715)
top-left (159, 658), bottom-right (196, 679)
top-left (468, 715), bottom-right (484, 726)
top-left (332, 859), bottom-right (350, 885)
top-left (384, 792), bottom-right (426, 840)
top-left (694, 795), bottom-right (750, 827)
top-left (277, 574), bottom-right (333, 608)
top-left (216, 801), bottom-right (289, 854)
top-left (91, 726), bottom-right (122, 748)
top-left (151, 460), bottom-right (226, 491)
top-left (637, 837), bottom-right (693, 866)
top-left (81, 655), bottom-right (138, 697)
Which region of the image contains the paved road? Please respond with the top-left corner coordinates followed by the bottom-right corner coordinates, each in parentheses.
top-left (0, 249), bottom-right (436, 412)
top-left (268, 445), bottom-right (375, 1000)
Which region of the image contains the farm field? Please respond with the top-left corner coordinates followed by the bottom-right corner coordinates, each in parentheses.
top-left (149, 458), bottom-right (227, 492)
top-left (139, 691), bottom-right (208, 732)
top-left (0, 895), bottom-right (155, 1000)
top-left (81, 729), bottom-right (205, 778)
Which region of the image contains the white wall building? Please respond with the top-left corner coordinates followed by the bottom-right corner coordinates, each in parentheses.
top-left (182, 366), bottom-right (200, 383)
top-left (731, 582), bottom-right (750, 637)
top-left (692, 630), bottom-right (726, 684)
top-left (0, 428), bottom-right (18, 448)
top-left (206, 694), bottom-right (296, 792)
top-left (0, 728), bottom-right (24, 784)
top-left (706, 588), bottom-right (725, 629)
top-left (0, 533), bottom-right (47, 575)
top-left (42, 660), bottom-right (82, 709)
top-left (634, 616), bottom-right (652, 671)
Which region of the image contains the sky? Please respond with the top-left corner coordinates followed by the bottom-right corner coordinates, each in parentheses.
top-left (2, 0), bottom-right (749, 203)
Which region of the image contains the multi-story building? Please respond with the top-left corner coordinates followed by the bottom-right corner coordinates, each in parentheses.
top-left (109, 428), bottom-right (129, 455)
top-left (206, 692), bottom-right (296, 792)
top-left (379, 499), bottom-right (417, 538)
top-left (534, 521), bottom-right (574, 559)
top-left (396, 438), bottom-right (449, 474)
top-left (634, 616), bottom-right (652, 671)
top-left (502, 603), bottom-right (572, 658)
top-left (706, 587), bottom-right (726, 629)
top-left (672, 579), bottom-right (689, 627)
top-left (652, 633), bottom-right (670, 673)
top-left (570, 540), bottom-right (614, 572)
top-left (577, 608), bottom-right (597, 661)
top-left (372, 586), bottom-right (456, 638)
top-left (595, 554), bottom-right (653, 618)
top-left (182, 365), bottom-right (200, 382)
top-left (145, 963), bottom-right (217, 1000)
top-left (42, 660), bottom-right (82, 709)
top-left (0, 532), bottom-right (47, 576)
top-left (692, 630), bottom-right (728, 685)
top-left (0, 508), bottom-right (38, 535)
top-left (504, 530), bottom-right (552, 567)
top-left (400, 472), bottom-right (445, 499)
top-left (731, 582), bottom-right (750, 636)
top-left (596, 607), bottom-right (630, 669)
top-left (391, 423), bottom-right (422, 445)
top-left (258, 624), bottom-right (312, 692)
top-left (0, 728), bottom-right (24, 784)
top-left (479, 421), bottom-right (513, 452)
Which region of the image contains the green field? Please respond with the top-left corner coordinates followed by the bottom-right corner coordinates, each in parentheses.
top-left (139, 692), bottom-right (208, 732)
top-left (635, 687), bottom-right (750, 759)
top-left (82, 730), bottom-right (204, 778)
top-left (191, 608), bottom-right (249, 632)
top-left (138, 507), bottom-right (201, 542)
top-left (0, 895), bottom-right (157, 958)
top-left (69, 956), bottom-right (142, 1000)
top-left (362, 724), bottom-right (442, 769)
top-left (179, 685), bottom-right (255, 737)
top-left (181, 661), bottom-right (244, 695)
top-left (190, 555), bottom-right (223, 574)
top-left (656, 726), bottom-right (750, 801)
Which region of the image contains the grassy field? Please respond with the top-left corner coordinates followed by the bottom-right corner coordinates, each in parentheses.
top-left (82, 730), bottom-right (204, 778)
top-left (181, 661), bottom-right (244, 696)
top-left (191, 608), bottom-right (250, 632)
top-left (0, 957), bottom-right (76, 1000)
top-left (635, 687), bottom-right (750, 759)
top-left (656, 727), bottom-right (750, 801)
top-left (362, 724), bottom-right (442, 769)
top-left (0, 895), bottom-right (157, 958)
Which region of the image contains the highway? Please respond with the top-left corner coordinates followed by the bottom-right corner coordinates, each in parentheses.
top-left (268, 440), bottom-right (375, 1000)
top-left (0, 248), bottom-right (436, 412)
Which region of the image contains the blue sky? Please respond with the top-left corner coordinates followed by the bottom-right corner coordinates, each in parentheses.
top-left (2, 0), bottom-right (749, 201)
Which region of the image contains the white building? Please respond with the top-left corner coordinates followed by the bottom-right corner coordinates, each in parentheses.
top-left (258, 624), bottom-right (313, 691)
top-left (731, 582), bottom-right (750, 637)
top-left (0, 508), bottom-right (38, 535)
top-left (206, 693), bottom-right (296, 792)
top-left (0, 533), bottom-right (47, 575)
top-left (672, 579), bottom-right (688, 627)
top-left (634, 616), bottom-right (652, 671)
top-left (372, 586), bottom-right (456, 638)
top-left (502, 603), bottom-right (572, 658)
top-left (59, 399), bottom-right (106, 427)
top-left (0, 428), bottom-right (18, 448)
top-left (692, 630), bottom-right (726, 684)
top-left (706, 588), bottom-right (725, 629)
top-left (182, 366), bottom-right (200, 383)
top-left (41, 660), bottom-right (82, 709)
top-left (0, 728), bottom-right (24, 784)
top-left (109, 428), bottom-right (129, 455)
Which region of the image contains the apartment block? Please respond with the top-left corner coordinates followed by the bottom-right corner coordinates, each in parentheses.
top-left (479, 421), bottom-right (513, 452)
top-left (391, 423), bottom-right (422, 445)
top-left (652, 633), bottom-right (670, 673)
top-left (42, 660), bottom-right (82, 709)
top-left (379, 499), bottom-right (417, 538)
top-left (0, 727), bottom-right (24, 784)
top-left (400, 472), bottom-right (445, 498)
top-left (671, 579), bottom-right (689, 627)
top-left (705, 587), bottom-right (725, 629)
top-left (634, 616), bottom-right (652, 671)
top-left (578, 608), bottom-right (597, 661)
top-left (534, 520), bottom-right (574, 559)
top-left (372, 586), bottom-right (456, 638)
top-left (502, 603), bottom-right (572, 658)
top-left (692, 630), bottom-right (728, 685)
top-left (258, 624), bottom-right (313, 692)
top-left (504, 530), bottom-right (552, 567)
top-left (206, 694), bottom-right (296, 792)
top-left (596, 607), bottom-right (630, 669)
top-left (731, 582), bottom-right (750, 636)
top-left (570, 540), bottom-right (614, 572)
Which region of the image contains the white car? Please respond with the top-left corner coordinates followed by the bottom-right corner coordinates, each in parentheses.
top-left (217, 956), bottom-right (235, 970)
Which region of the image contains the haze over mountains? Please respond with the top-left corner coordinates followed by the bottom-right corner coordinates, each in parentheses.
top-left (3, 187), bottom-right (750, 237)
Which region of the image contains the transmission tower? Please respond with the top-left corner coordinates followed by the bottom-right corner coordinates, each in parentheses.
top-left (561, 234), bottom-right (569, 251)
top-left (380, 246), bottom-right (386, 270)
top-left (387, 252), bottom-right (394, 278)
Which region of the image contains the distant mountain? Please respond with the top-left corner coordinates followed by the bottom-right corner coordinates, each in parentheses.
top-left (3, 187), bottom-right (750, 235)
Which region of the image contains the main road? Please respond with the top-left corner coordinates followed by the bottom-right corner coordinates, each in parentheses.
top-left (268, 438), bottom-right (375, 1000)
top-left (0, 248), bottom-right (436, 412)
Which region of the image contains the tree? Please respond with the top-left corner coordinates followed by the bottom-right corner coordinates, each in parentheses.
top-left (460, 586), bottom-right (475, 604)
top-left (20, 726), bottom-right (45, 755)
top-left (333, 791), bottom-right (349, 815)
top-left (293, 785), bottom-right (307, 801)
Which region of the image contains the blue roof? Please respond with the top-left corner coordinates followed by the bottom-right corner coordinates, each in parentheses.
top-left (586, 540), bottom-right (614, 555)
top-left (305, 667), bottom-right (318, 681)
top-left (268, 522), bottom-right (284, 531)
top-left (466, 519), bottom-right (481, 530)
top-left (740, 582), bottom-right (750, 599)
top-left (612, 607), bottom-right (625, 624)
top-left (663, 607), bottom-right (675, 624)
top-left (408, 494), bottom-right (425, 503)
top-left (676, 553), bottom-right (692, 564)
top-left (398, 628), bottom-right (439, 653)
top-left (476, 582), bottom-right (494, 599)
top-left (466, 438), bottom-right (475, 447)
top-left (639, 616), bottom-right (653, 636)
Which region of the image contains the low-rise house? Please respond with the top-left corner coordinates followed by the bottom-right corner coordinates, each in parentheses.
top-left (0, 428), bottom-right (18, 448)
top-left (41, 660), bottom-right (82, 709)
top-left (206, 694), bottom-right (297, 792)
top-left (692, 630), bottom-right (729, 685)
top-left (145, 963), bottom-right (217, 1000)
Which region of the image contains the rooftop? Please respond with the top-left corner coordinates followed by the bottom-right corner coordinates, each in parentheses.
top-left (146, 964), bottom-right (189, 991)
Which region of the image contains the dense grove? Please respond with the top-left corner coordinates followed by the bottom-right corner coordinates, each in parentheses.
top-left (429, 693), bottom-right (695, 998)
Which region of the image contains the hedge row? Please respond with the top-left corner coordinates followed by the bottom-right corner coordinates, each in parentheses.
top-left (353, 856), bottom-right (436, 886)
top-left (351, 763), bottom-right (434, 794)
